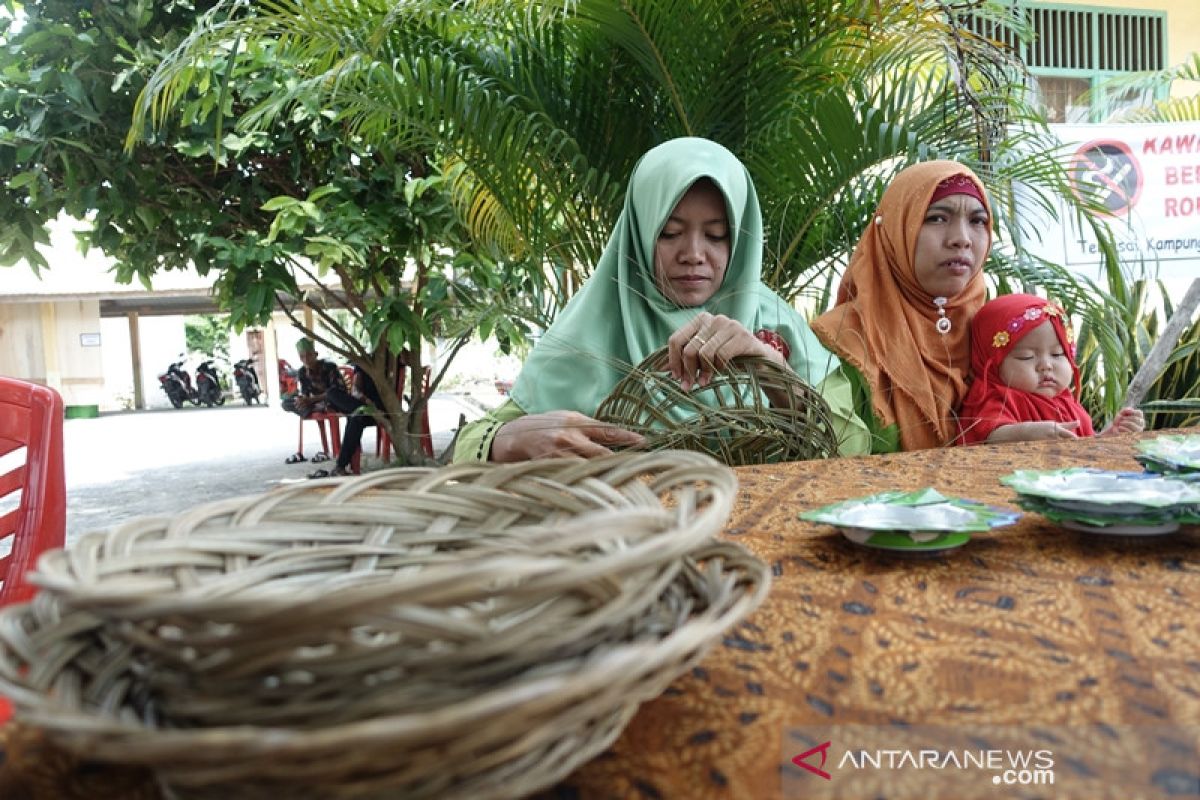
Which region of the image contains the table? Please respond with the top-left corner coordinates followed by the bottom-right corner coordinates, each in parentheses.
top-left (547, 430), bottom-right (1200, 799)
top-left (3, 431), bottom-right (1197, 799)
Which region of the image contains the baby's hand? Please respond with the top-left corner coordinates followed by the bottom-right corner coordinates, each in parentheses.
top-left (1103, 407), bottom-right (1145, 436)
top-left (987, 420), bottom-right (1080, 443)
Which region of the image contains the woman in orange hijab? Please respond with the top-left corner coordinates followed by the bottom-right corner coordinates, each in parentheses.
top-left (810, 161), bottom-right (991, 452)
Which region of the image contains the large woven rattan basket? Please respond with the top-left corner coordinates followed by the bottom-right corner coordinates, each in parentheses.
top-left (0, 451), bottom-right (769, 800)
top-left (595, 346), bottom-right (839, 465)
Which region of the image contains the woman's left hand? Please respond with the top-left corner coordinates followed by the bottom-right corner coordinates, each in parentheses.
top-left (667, 312), bottom-right (785, 391)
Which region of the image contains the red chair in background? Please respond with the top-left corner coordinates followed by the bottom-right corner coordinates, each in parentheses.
top-left (349, 364), bottom-right (434, 473)
top-left (374, 364), bottom-right (436, 460)
top-left (0, 377), bottom-right (67, 723)
top-left (277, 358), bottom-right (299, 396)
top-left (0, 377), bottom-right (66, 605)
top-left (299, 412), bottom-right (340, 461)
top-left (292, 365), bottom-right (354, 462)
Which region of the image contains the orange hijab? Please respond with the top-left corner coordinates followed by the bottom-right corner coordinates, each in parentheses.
top-left (810, 161), bottom-right (990, 451)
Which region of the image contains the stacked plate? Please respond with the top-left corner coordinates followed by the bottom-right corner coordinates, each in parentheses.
top-left (800, 488), bottom-right (1021, 553)
top-left (1135, 433), bottom-right (1200, 475)
top-left (1001, 468), bottom-right (1200, 536)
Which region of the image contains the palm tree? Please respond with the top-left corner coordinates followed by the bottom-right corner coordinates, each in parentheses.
top-left (1096, 53), bottom-right (1200, 124)
top-left (134, 0), bottom-right (1140, 410)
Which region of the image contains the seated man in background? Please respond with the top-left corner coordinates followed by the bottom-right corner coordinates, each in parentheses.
top-left (308, 365), bottom-right (384, 478)
top-left (282, 338), bottom-right (343, 418)
top-left (282, 337), bottom-right (346, 464)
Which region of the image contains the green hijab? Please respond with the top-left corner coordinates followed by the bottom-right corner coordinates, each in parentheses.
top-left (510, 137), bottom-right (838, 416)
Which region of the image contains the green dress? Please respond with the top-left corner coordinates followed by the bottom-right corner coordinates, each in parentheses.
top-left (452, 137), bottom-right (871, 462)
top-left (837, 363), bottom-right (902, 455)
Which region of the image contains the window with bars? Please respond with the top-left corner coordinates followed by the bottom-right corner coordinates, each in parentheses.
top-left (965, 2), bottom-right (1167, 121)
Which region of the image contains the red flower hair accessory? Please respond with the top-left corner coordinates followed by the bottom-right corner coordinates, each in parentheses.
top-left (988, 301), bottom-right (1072, 357)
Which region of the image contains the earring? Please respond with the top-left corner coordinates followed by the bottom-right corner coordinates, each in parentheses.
top-left (933, 296), bottom-right (951, 335)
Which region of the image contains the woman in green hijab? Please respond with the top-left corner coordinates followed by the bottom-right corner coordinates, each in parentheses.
top-left (454, 137), bottom-right (869, 462)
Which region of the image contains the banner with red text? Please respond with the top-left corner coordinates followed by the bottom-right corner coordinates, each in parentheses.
top-left (1018, 122), bottom-right (1200, 283)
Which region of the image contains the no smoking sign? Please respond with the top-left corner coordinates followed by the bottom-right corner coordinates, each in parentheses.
top-left (1067, 139), bottom-right (1143, 217)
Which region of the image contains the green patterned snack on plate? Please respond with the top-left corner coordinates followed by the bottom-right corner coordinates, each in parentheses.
top-left (1015, 496), bottom-right (1181, 529)
top-left (1001, 468), bottom-right (1200, 509)
top-left (800, 488), bottom-right (1021, 552)
top-left (1136, 434), bottom-right (1200, 473)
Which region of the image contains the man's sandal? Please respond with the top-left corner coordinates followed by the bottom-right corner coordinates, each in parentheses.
top-left (308, 467), bottom-right (349, 480)
top-left (311, 452), bottom-right (331, 463)
top-left (285, 452), bottom-right (306, 464)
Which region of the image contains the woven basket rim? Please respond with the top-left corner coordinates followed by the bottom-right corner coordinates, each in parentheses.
top-left (33, 450), bottom-right (737, 617)
top-left (0, 542), bottom-right (768, 757)
top-left (594, 346), bottom-right (839, 464)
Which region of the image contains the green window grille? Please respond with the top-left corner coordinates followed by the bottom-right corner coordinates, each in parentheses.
top-left (965, 3), bottom-right (1168, 121)
top-left (966, 3), bottom-right (1165, 72)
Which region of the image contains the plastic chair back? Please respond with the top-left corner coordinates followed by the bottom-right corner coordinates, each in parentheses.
top-left (375, 364), bottom-right (434, 462)
top-left (0, 377), bottom-right (66, 606)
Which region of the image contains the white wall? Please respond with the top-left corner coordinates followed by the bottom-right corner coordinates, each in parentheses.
top-left (53, 299), bottom-right (104, 408)
top-left (0, 303), bottom-right (45, 380)
top-left (137, 317), bottom-right (189, 409)
top-left (0, 299), bottom-right (104, 410)
top-left (99, 317), bottom-right (134, 410)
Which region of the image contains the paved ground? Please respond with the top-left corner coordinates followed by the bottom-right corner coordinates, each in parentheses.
top-left (63, 390), bottom-right (497, 546)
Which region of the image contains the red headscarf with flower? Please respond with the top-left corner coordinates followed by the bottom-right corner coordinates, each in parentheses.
top-left (957, 293), bottom-right (1094, 444)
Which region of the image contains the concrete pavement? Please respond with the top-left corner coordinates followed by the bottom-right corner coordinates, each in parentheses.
top-left (63, 390), bottom-right (496, 546)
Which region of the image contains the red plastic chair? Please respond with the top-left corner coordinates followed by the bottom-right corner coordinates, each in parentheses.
top-left (0, 377), bottom-right (66, 723)
top-left (303, 412), bottom-right (343, 461)
top-left (293, 366), bottom-right (353, 461)
top-left (278, 358), bottom-right (299, 396)
top-left (372, 365), bottom-right (434, 461)
top-left (349, 364), bottom-right (433, 473)
top-left (297, 412), bottom-right (339, 461)
top-left (0, 377), bottom-right (66, 605)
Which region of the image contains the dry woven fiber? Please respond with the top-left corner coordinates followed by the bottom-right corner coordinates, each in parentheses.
top-left (0, 451), bottom-right (769, 800)
top-left (595, 346), bottom-right (839, 465)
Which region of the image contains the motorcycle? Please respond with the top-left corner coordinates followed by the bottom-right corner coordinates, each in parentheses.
top-left (158, 359), bottom-right (199, 409)
top-left (232, 358), bottom-right (262, 405)
top-left (195, 360), bottom-right (227, 407)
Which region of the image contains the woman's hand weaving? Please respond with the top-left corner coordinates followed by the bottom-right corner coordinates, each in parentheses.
top-left (668, 312), bottom-right (784, 392)
top-left (490, 412), bottom-right (645, 462)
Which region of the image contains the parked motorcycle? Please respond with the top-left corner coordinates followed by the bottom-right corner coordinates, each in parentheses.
top-left (232, 358), bottom-right (262, 405)
top-left (195, 360), bottom-right (227, 407)
top-left (158, 359), bottom-right (199, 409)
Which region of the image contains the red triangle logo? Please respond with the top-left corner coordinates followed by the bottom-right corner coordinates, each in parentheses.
top-left (792, 740), bottom-right (832, 780)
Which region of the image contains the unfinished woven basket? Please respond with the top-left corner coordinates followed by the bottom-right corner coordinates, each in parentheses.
top-left (0, 451), bottom-right (769, 800)
top-left (595, 346), bottom-right (839, 465)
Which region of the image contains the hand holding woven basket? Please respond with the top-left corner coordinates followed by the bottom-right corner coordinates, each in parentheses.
top-left (0, 450), bottom-right (769, 800)
top-left (595, 346), bottom-right (839, 465)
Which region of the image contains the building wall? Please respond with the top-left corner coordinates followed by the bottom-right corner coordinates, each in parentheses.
top-left (1057, 0), bottom-right (1200, 95)
top-left (53, 299), bottom-right (105, 411)
top-left (0, 303), bottom-right (46, 381)
top-left (0, 299), bottom-right (104, 412)
top-left (134, 317), bottom-right (190, 410)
